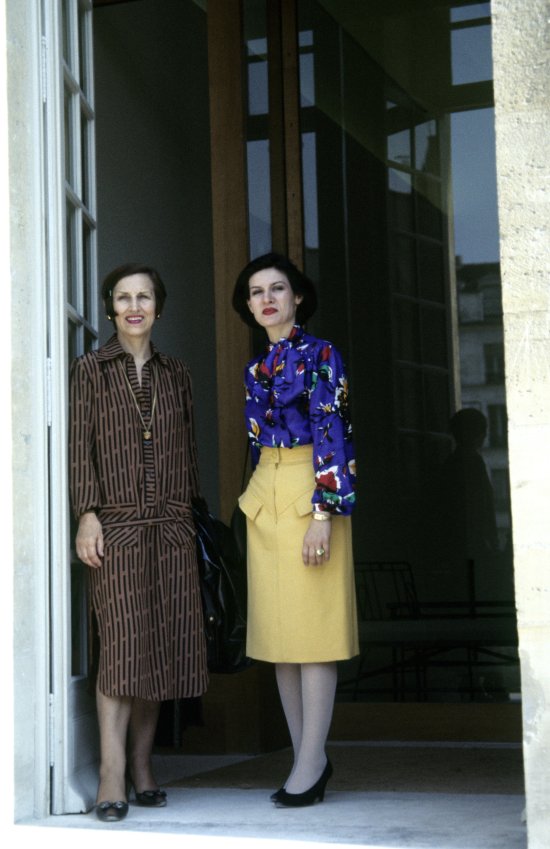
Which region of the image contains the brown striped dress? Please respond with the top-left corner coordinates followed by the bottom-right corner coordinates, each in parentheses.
top-left (69, 334), bottom-right (208, 701)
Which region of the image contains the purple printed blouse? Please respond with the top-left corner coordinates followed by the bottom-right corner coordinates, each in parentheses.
top-left (243, 324), bottom-right (356, 515)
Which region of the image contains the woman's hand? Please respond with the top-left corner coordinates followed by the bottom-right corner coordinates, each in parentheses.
top-left (302, 518), bottom-right (332, 566)
top-left (76, 511), bottom-right (104, 568)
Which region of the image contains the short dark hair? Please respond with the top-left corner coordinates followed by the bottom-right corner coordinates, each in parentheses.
top-left (232, 252), bottom-right (317, 328)
top-left (450, 408), bottom-right (488, 446)
top-left (101, 263), bottom-right (167, 320)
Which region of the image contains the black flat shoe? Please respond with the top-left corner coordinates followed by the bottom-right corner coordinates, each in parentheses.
top-left (134, 788), bottom-right (167, 807)
top-left (274, 760), bottom-right (333, 808)
top-left (95, 800), bottom-right (129, 822)
top-left (270, 787), bottom-right (284, 802)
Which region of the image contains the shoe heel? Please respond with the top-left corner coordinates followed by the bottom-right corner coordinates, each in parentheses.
top-left (274, 759), bottom-right (333, 808)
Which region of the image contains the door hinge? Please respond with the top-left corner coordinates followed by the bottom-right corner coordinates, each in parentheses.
top-left (46, 357), bottom-right (52, 427)
top-left (49, 692), bottom-right (55, 767)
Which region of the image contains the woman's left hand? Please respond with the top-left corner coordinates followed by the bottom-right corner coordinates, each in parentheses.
top-left (302, 518), bottom-right (332, 566)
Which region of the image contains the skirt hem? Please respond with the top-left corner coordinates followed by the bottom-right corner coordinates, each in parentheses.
top-left (246, 651), bottom-right (359, 664)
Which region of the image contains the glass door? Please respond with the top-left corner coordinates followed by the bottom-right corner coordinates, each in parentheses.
top-left (241, 0), bottom-right (517, 704)
top-left (46, 0), bottom-right (99, 814)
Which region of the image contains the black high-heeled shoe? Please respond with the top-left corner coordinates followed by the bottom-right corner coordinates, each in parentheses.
top-left (127, 772), bottom-right (168, 807)
top-left (134, 788), bottom-right (167, 807)
top-left (274, 760), bottom-right (333, 808)
top-left (95, 800), bottom-right (129, 822)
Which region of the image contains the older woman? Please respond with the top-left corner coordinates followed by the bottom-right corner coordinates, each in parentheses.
top-left (70, 263), bottom-right (208, 822)
top-left (232, 253), bottom-right (358, 807)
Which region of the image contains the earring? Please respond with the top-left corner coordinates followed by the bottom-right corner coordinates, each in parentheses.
top-left (156, 313), bottom-right (161, 319)
top-left (107, 315), bottom-right (112, 321)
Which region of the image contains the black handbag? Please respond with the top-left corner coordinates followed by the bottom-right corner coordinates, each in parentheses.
top-left (192, 497), bottom-right (250, 673)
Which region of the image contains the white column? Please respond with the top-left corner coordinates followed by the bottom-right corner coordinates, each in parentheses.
top-left (6, 0), bottom-right (51, 821)
top-left (492, 1), bottom-right (550, 845)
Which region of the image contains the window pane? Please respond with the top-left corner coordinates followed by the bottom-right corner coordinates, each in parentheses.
top-left (387, 129), bottom-right (411, 168)
top-left (398, 433), bottom-right (423, 493)
top-left (424, 371), bottom-right (450, 432)
top-left (389, 233), bottom-right (416, 297)
top-left (247, 139), bottom-right (272, 257)
top-left (68, 319), bottom-right (79, 364)
top-left (397, 367), bottom-right (423, 429)
top-left (64, 89), bottom-right (75, 189)
top-left (300, 52), bottom-right (315, 107)
top-left (81, 111), bottom-right (90, 208)
top-left (417, 240), bottom-right (445, 303)
top-left (395, 299), bottom-right (420, 362)
top-left (247, 35), bottom-right (267, 58)
top-left (78, 9), bottom-right (90, 96)
top-left (388, 169), bottom-right (413, 231)
top-left (84, 328), bottom-right (96, 354)
top-left (248, 59), bottom-right (268, 115)
top-left (66, 201), bottom-right (78, 307)
top-left (415, 120), bottom-right (439, 175)
top-left (421, 305), bottom-right (448, 368)
top-left (302, 132), bottom-right (319, 250)
top-left (83, 218), bottom-right (93, 320)
top-left (415, 174), bottom-right (442, 239)
top-left (62, 0), bottom-right (72, 66)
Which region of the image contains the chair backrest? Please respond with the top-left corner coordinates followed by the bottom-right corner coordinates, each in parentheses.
top-left (355, 561), bottom-right (419, 621)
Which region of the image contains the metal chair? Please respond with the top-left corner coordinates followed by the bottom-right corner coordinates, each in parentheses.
top-left (340, 561), bottom-right (519, 701)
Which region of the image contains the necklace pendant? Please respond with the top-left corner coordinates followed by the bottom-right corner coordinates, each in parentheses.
top-left (143, 430), bottom-right (151, 440)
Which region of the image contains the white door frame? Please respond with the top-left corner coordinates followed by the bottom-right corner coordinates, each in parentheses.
top-left (43, 0), bottom-right (99, 814)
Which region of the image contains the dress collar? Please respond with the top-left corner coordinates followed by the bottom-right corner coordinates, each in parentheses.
top-left (96, 333), bottom-right (169, 366)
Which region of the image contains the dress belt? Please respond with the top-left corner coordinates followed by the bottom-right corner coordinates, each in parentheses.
top-left (98, 501), bottom-right (192, 526)
top-left (259, 444), bottom-right (313, 465)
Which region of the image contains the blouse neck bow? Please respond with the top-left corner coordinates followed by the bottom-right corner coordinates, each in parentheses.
top-left (267, 324), bottom-right (304, 352)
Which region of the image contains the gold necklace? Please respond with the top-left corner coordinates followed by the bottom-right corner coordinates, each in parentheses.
top-left (118, 360), bottom-right (158, 440)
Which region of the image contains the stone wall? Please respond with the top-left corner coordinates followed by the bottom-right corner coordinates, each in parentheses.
top-left (491, 1), bottom-right (550, 845)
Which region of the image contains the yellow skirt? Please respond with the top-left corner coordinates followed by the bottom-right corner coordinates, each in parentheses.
top-left (238, 444), bottom-right (359, 663)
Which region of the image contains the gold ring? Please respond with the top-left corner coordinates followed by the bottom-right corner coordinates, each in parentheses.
top-left (316, 548), bottom-right (325, 557)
